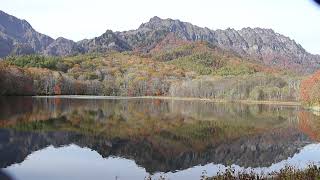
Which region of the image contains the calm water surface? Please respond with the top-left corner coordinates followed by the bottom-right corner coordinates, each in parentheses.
top-left (0, 96), bottom-right (320, 180)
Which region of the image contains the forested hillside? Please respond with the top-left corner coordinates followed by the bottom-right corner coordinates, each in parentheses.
top-left (0, 41), bottom-right (302, 102)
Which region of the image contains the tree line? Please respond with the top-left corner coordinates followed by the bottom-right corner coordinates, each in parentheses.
top-left (0, 43), bottom-right (307, 103)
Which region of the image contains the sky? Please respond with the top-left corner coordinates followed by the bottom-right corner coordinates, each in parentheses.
top-left (1, 0), bottom-right (320, 54)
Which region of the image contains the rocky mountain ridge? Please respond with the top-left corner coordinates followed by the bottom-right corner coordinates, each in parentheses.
top-left (0, 10), bottom-right (319, 73)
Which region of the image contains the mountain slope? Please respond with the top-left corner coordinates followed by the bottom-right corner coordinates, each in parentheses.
top-left (78, 16), bottom-right (320, 73)
top-left (44, 37), bottom-right (83, 56)
top-left (0, 11), bottom-right (319, 73)
top-left (118, 17), bottom-right (320, 73)
top-left (78, 30), bottom-right (131, 53)
top-left (0, 10), bottom-right (54, 56)
top-left (0, 10), bottom-right (83, 57)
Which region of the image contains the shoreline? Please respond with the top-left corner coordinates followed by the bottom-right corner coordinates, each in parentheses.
top-left (310, 106), bottom-right (320, 116)
top-left (33, 95), bottom-right (301, 106)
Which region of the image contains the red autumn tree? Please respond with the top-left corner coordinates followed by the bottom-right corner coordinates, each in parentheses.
top-left (300, 70), bottom-right (320, 105)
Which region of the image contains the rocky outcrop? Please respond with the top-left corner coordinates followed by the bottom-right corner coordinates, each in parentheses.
top-left (0, 10), bottom-right (84, 57)
top-left (78, 30), bottom-right (131, 53)
top-left (0, 10), bottom-right (54, 56)
top-left (43, 37), bottom-right (84, 56)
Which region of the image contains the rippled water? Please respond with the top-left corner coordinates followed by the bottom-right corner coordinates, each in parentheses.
top-left (0, 96), bottom-right (319, 180)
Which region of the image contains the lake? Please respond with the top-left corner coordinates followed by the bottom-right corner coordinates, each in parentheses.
top-left (0, 96), bottom-right (319, 180)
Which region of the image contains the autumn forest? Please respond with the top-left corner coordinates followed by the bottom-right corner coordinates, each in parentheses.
top-left (0, 41), bottom-right (319, 108)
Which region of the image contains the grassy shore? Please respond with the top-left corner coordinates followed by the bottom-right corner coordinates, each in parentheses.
top-left (207, 165), bottom-right (320, 180)
top-left (145, 165), bottom-right (320, 180)
top-left (34, 95), bottom-right (301, 106)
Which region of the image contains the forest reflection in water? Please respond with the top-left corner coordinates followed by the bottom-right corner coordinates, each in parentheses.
top-left (0, 96), bottom-right (320, 180)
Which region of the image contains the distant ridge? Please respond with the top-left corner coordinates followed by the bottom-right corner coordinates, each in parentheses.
top-left (0, 10), bottom-right (319, 73)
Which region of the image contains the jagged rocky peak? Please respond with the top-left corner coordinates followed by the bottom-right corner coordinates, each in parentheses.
top-left (138, 16), bottom-right (215, 42)
top-left (101, 30), bottom-right (118, 39)
top-left (0, 10), bottom-right (54, 57)
top-left (140, 16), bottom-right (187, 32)
top-left (0, 10), bottom-right (32, 36)
top-left (44, 37), bottom-right (83, 56)
top-left (148, 16), bottom-right (162, 23)
top-left (78, 29), bottom-right (132, 53)
top-left (238, 27), bottom-right (308, 57)
top-left (139, 16), bottom-right (170, 28)
top-left (55, 37), bottom-right (72, 42)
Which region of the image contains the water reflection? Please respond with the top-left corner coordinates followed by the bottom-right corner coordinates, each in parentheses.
top-left (0, 96), bottom-right (319, 179)
top-left (4, 143), bottom-right (320, 180)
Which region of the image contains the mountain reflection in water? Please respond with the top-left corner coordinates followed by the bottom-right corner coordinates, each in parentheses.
top-left (0, 96), bottom-right (320, 180)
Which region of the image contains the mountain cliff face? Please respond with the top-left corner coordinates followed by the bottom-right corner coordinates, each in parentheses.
top-left (43, 37), bottom-right (83, 56)
top-left (0, 10), bottom-right (319, 73)
top-left (0, 10), bottom-right (54, 57)
top-left (118, 16), bottom-right (320, 73)
top-left (78, 30), bottom-right (131, 53)
top-left (0, 10), bottom-right (84, 57)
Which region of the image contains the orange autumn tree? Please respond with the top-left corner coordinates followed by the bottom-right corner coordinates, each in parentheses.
top-left (300, 70), bottom-right (320, 106)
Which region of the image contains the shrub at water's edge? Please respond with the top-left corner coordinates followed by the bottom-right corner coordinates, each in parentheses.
top-left (205, 165), bottom-right (320, 180)
top-left (143, 165), bottom-right (320, 180)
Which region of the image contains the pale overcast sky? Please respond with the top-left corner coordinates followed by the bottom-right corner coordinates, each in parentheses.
top-left (1, 0), bottom-right (320, 54)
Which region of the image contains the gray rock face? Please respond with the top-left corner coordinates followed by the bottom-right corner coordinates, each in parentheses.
top-left (0, 10), bottom-right (83, 57)
top-left (0, 33), bottom-right (13, 57)
top-left (124, 17), bottom-right (320, 73)
top-left (44, 37), bottom-right (83, 56)
top-left (1, 11), bottom-right (320, 73)
top-left (137, 16), bottom-right (216, 42)
top-left (0, 10), bottom-right (54, 56)
top-left (78, 30), bottom-right (131, 53)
